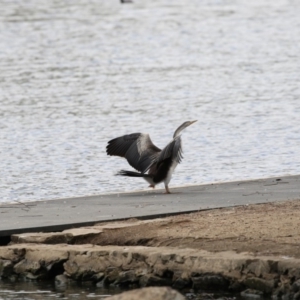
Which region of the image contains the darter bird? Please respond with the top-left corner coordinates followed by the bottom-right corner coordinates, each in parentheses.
top-left (106, 120), bottom-right (197, 194)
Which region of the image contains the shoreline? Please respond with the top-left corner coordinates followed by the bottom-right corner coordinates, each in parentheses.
top-left (2, 173), bottom-right (296, 204)
top-left (1, 175), bottom-right (300, 237)
top-left (1, 176), bottom-right (300, 299)
top-left (1, 199), bottom-right (300, 298)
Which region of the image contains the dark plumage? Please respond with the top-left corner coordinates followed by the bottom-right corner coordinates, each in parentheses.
top-left (106, 120), bottom-right (197, 194)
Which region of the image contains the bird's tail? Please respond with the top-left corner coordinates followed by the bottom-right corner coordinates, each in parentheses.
top-left (116, 170), bottom-right (152, 178)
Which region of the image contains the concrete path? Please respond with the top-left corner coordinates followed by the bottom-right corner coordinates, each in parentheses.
top-left (0, 175), bottom-right (300, 237)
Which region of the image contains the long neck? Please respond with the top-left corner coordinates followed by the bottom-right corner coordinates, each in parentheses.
top-left (173, 123), bottom-right (187, 138)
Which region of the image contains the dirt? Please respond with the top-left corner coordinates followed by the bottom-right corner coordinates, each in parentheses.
top-left (81, 199), bottom-right (300, 258)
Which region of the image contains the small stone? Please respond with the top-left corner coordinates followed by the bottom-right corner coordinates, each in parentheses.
top-left (243, 277), bottom-right (275, 294)
top-left (161, 254), bottom-right (174, 263)
top-left (154, 264), bottom-right (173, 278)
top-left (192, 274), bottom-right (229, 291)
top-left (91, 272), bottom-right (105, 282)
top-left (63, 261), bottom-right (79, 278)
top-left (105, 267), bottom-right (120, 284)
top-left (272, 286), bottom-right (285, 299)
top-left (172, 278), bottom-right (190, 289)
top-left (293, 279), bottom-right (300, 293)
top-left (7, 274), bottom-right (18, 282)
top-left (109, 251), bottom-right (123, 268)
top-left (13, 259), bottom-right (48, 280)
top-left (294, 291), bottom-right (300, 300)
top-left (288, 268), bottom-right (300, 279)
top-left (25, 272), bottom-right (39, 280)
top-left (105, 286), bottom-right (185, 300)
top-left (81, 280), bottom-right (94, 286)
top-left (245, 260), bottom-right (270, 277)
top-left (229, 280), bottom-right (245, 292)
top-left (263, 273), bottom-right (279, 281)
top-left (0, 260), bottom-right (14, 278)
top-left (55, 274), bottom-right (68, 286)
top-left (139, 275), bottom-right (172, 287)
top-left (241, 288), bottom-right (264, 299)
top-left (282, 294), bottom-right (292, 300)
top-left (115, 270), bottom-right (137, 284)
top-left (174, 255), bottom-right (184, 264)
top-left (96, 279), bottom-right (105, 288)
top-left (14, 259), bottom-right (41, 275)
top-left (11, 232), bottom-right (71, 244)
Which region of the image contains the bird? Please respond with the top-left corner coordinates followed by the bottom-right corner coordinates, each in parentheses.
top-left (106, 120), bottom-right (197, 194)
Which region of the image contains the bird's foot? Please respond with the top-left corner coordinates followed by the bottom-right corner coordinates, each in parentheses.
top-left (149, 184), bottom-right (155, 189)
top-left (164, 186), bottom-right (171, 194)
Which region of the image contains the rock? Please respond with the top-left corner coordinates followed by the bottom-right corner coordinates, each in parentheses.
top-left (154, 265), bottom-right (174, 278)
top-left (192, 274), bottom-right (229, 290)
top-left (245, 260), bottom-right (270, 277)
top-left (278, 261), bottom-right (300, 277)
top-left (96, 279), bottom-right (105, 288)
top-left (172, 278), bottom-right (190, 289)
top-left (0, 247), bottom-right (25, 263)
top-left (139, 274), bottom-right (172, 287)
top-left (64, 252), bottom-right (110, 280)
top-left (263, 273), bottom-right (279, 281)
top-left (241, 288), bottom-right (264, 299)
top-left (1, 243), bottom-right (300, 297)
top-left (229, 280), bottom-right (245, 292)
top-left (272, 285), bottom-right (288, 299)
top-left (64, 261), bottom-right (79, 278)
top-left (26, 273), bottom-right (40, 280)
top-left (294, 291), bottom-right (300, 300)
top-left (55, 274), bottom-right (69, 286)
top-left (14, 259), bottom-right (43, 279)
top-left (105, 286), bottom-right (185, 300)
top-left (243, 277), bottom-right (275, 294)
top-left (12, 250), bottom-right (67, 280)
top-left (11, 232), bottom-right (72, 244)
top-left (174, 255), bottom-right (184, 264)
top-left (105, 267), bottom-right (120, 284)
top-left (114, 270), bottom-right (138, 285)
top-left (91, 272), bottom-right (105, 282)
top-left (0, 259), bottom-right (14, 278)
top-left (293, 279), bottom-right (300, 293)
top-left (109, 250), bottom-right (126, 267)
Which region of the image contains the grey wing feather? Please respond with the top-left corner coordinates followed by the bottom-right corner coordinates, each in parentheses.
top-left (106, 133), bottom-right (161, 173)
top-left (106, 133), bottom-right (141, 157)
top-left (156, 136), bottom-right (183, 167)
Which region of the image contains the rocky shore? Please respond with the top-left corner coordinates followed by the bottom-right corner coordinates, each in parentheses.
top-left (1, 199), bottom-right (300, 299)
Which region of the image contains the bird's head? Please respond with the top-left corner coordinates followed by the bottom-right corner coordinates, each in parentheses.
top-left (173, 120), bottom-right (197, 138)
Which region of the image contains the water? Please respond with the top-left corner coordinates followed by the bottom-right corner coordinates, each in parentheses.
top-left (0, 0), bottom-right (300, 203)
top-left (0, 281), bottom-right (120, 300)
top-left (0, 281), bottom-right (245, 300)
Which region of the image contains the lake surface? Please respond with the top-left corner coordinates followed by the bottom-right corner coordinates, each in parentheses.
top-left (0, 281), bottom-right (113, 300)
top-left (0, 0), bottom-right (300, 203)
top-left (0, 280), bottom-right (246, 300)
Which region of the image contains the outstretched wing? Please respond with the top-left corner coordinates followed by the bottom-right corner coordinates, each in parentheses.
top-left (106, 133), bottom-right (161, 173)
top-left (155, 136), bottom-right (183, 168)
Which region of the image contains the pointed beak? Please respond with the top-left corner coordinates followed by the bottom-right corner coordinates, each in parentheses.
top-left (190, 120), bottom-right (197, 125)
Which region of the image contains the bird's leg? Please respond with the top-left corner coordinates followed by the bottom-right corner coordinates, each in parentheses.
top-left (164, 185), bottom-right (171, 194)
top-left (149, 184), bottom-right (155, 189)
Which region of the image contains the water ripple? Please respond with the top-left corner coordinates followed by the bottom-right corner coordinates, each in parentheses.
top-left (0, 0), bottom-right (300, 203)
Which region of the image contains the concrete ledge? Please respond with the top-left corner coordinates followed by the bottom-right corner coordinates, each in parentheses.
top-left (1, 177), bottom-right (300, 299)
top-left (1, 243), bottom-right (300, 298)
top-left (1, 175), bottom-right (300, 237)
